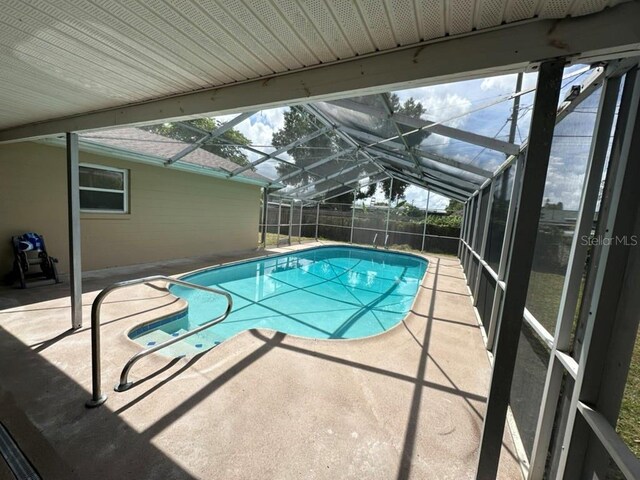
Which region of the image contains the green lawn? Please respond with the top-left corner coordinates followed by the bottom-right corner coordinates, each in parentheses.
top-left (527, 271), bottom-right (640, 457)
top-left (257, 234), bottom-right (458, 257)
top-left (259, 232), bottom-right (317, 246)
top-left (526, 271), bottom-right (566, 334)
top-left (619, 338), bottom-right (640, 457)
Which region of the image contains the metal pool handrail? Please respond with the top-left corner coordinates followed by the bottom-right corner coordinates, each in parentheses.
top-left (85, 275), bottom-right (232, 408)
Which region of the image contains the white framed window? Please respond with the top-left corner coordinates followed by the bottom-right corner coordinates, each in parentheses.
top-left (79, 163), bottom-right (129, 213)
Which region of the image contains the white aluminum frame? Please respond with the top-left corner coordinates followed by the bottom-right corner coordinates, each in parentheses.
top-left (456, 58), bottom-right (640, 480)
top-left (78, 163), bottom-right (129, 214)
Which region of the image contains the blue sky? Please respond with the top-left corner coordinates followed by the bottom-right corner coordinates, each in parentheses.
top-left (214, 65), bottom-right (596, 212)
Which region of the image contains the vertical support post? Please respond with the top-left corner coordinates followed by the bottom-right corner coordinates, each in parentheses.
top-left (486, 156), bottom-right (523, 349)
top-left (476, 59), bottom-right (565, 480)
top-left (461, 198), bottom-right (472, 269)
top-left (261, 188), bottom-right (268, 246)
top-left (350, 190), bottom-right (356, 244)
top-left (528, 71), bottom-right (622, 479)
top-left (470, 191), bottom-right (483, 253)
top-left (298, 201), bottom-right (303, 243)
top-left (421, 189), bottom-right (431, 252)
top-left (473, 182), bottom-right (495, 302)
top-left (276, 200), bottom-right (282, 246)
top-left (66, 132), bottom-right (83, 330)
top-left (288, 199), bottom-right (293, 245)
top-left (556, 65), bottom-right (640, 480)
top-left (385, 177), bottom-right (393, 248)
top-left (315, 203), bottom-right (320, 241)
top-left (508, 73), bottom-right (524, 148)
top-left (458, 201), bottom-right (465, 258)
top-left (464, 195), bottom-right (477, 272)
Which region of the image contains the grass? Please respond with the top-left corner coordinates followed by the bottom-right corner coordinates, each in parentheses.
top-left (257, 234), bottom-right (458, 257)
top-left (259, 232), bottom-right (317, 246)
top-left (618, 338), bottom-right (640, 457)
top-left (527, 271), bottom-right (640, 457)
top-left (526, 271), bottom-right (566, 333)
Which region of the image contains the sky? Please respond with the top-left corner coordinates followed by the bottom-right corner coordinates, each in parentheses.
top-left (208, 64), bottom-right (597, 212)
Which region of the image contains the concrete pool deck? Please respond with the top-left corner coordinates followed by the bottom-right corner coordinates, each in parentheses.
top-left (0, 242), bottom-right (524, 479)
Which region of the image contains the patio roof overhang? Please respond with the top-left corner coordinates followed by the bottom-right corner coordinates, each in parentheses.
top-left (0, 1), bottom-right (639, 144)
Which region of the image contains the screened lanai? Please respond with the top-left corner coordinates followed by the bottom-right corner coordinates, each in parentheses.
top-left (39, 63), bottom-right (602, 257)
top-left (57, 57), bottom-right (637, 480)
top-left (6, 54), bottom-right (640, 480)
top-left (60, 64), bottom-right (597, 205)
top-left (2, 2), bottom-right (640, 479)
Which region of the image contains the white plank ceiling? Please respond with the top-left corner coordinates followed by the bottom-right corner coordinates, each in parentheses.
top-left (0, 0), bottom-right (627, 130)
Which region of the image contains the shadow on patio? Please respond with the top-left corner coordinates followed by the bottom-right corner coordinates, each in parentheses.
top-left (0, 247), bottom-right (523, 479)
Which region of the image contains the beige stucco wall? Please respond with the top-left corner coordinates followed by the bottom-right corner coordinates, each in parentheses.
top-left (0, 142), bottom-right (261, 274)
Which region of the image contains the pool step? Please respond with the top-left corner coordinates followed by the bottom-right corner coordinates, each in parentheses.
top-left (171, 329), bottom-right (222, 350)
top-left (135, 329), bottom-right (203, 357)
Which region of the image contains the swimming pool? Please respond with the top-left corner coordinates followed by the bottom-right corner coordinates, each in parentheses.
top-left (129, 246), bottom-right (428, 355)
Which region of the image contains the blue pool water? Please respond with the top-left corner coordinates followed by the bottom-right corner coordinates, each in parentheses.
top-left (129, 246), bottom-right (428, 355)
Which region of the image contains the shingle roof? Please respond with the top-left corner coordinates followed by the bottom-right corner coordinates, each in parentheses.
top-left (81, 127), bottom-right (270, 184)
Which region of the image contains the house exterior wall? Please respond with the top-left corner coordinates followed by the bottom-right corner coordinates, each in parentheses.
top-left (0, 142), bottom-right (261, 275)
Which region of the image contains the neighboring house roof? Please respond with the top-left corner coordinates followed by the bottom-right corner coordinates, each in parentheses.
top-left (81, 127), bottom-right (270, 184)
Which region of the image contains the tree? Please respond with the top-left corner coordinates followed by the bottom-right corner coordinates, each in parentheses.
top-left (271, 107), bottom-right (358, 205)
top-left (446, 199), bottom-right (464, 216)
top-left (272, 107), bottom-right (332, 182)
top-left (142, 118), bottom-right (251, 166)
top-left (400, 201), bottom-right (425, 219)
top-left (272, 94), bottom-right (428, 204)
top-left (367, 94), bottom-right (427, 202)
top-left (381, 178), bottom-right (408, 202)
top-left (543, 198), bottom-right (564, 210)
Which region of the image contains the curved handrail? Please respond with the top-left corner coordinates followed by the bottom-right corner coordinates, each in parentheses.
top-left (85, 275), bottom-right (232, 408)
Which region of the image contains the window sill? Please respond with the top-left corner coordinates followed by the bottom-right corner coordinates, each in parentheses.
top-left (81, 212), bottom-right (131, 220)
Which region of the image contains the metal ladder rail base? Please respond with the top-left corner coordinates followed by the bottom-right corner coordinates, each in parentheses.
top-left (85, 275), bottom-right (232, 408)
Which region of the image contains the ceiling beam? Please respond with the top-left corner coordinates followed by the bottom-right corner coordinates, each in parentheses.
top-left (230, 125), bottom-right (332, 177)
top-left (166, 111), bottom-right (255, 165)
top-left (2, 2), bottom-right (639, 143)
top-left (301, 173), bottom-right (389, 202)
top-left (329, 98), bottom-right (520, 155)
top-left (340, 125), bottom-right (493, 178)
top-left (363, 145), bottom-right (481, 191)
top-left (379, 93), bottom-right (424, 175)
top-left (283, 160), bottom-right (372, 197)
top-left (302, 104), bottom-right (388, 176)
top-left (177, 120), bottom-right (303, 172)
top-left (387, 171), bottom-right (467, 202)
top-left (270, 147), bottom-right (357, 185)
top-left (381, 162), bottom-right (474, 197)
top-left (556, 66), bottom-right (605, 123)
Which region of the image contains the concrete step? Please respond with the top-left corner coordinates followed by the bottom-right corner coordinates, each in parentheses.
top-left (134, 329), bottom-right (203, 357)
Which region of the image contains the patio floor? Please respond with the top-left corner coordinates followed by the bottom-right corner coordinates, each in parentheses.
top-left (0, 242), bottom-right (523, 479)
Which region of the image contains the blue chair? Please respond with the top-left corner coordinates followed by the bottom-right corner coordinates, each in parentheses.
top-left (11, 233), bottom-right (60, 288)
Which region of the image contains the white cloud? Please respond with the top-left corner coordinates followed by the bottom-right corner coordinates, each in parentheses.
top-left (256, 160), bottom-right (278, 179)
top-left (480, 72), bottom-right (538, 93)
top-left (480, 75), bottom-right (516, 92)
top-left (235, 117), bottom-right (274, 149)
top-left (395, 88), bottom-right (472, 130)
top-left (542, 154), bottom-right (587, 210)
top-left (258, 107), bottom-right (286, 132)
top-left (404, 186), bottom-right (450, 211)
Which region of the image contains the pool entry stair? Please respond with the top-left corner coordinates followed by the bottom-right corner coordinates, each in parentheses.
top-left (86, 246), bottom-right (426, 409)
top-left (85, 275), bottom-right (232, 408)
